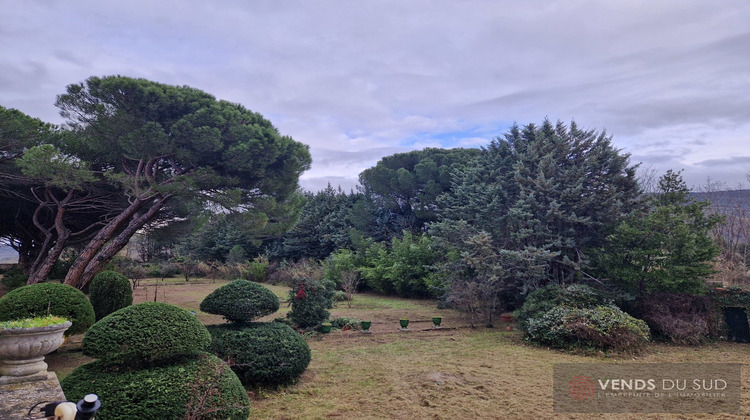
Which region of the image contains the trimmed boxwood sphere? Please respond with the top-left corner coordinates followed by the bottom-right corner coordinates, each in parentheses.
top-left (200, 280), bottom-right (279, 323)
top-left (83, 302), bottom-right (211, 364)
top-left (89, 270), bottom-right (133, 321)
top-left (207, 322), bottom-right (311, 387)
top-left (0, 282), bottom-right (94, 336)
top-left (61, 353), bottom-right (250, 420)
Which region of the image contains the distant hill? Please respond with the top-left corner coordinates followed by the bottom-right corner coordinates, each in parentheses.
top-left (0, 246), bottom-right (18, 264)
top-left (690, 189), bottom-right (750, 213)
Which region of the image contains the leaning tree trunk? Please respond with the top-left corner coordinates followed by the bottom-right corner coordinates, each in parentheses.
top-left (63, 197), bottom-right (147, 289)
top-left (64, 195), bottom-right (170, 289)
top-left (27, 189), bottom-right (73, 285)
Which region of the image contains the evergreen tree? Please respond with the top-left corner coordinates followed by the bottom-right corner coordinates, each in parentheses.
top-left (431, 120), bottom-right (640, 309)
top-left (270, 185), bottom-right (359, 261)
top-left (596, 170), bottom-right (723, 296)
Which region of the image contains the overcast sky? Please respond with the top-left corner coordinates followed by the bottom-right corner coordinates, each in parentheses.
top-left (1, 0), bottom-right (748, 191)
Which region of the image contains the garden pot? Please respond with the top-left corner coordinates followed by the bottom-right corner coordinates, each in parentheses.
top-left (500, 313), bottom-right (514, 322)
top-left (361, 321), bottom-right (371, 332)
top-left (399, 319), bottom-right (409, 329)
top-left (0, 321), bottom-right (71, 384)
top-left (320, 323), bottom-right (332, 333)
top-left (432, 316), bottom-right (442, 327)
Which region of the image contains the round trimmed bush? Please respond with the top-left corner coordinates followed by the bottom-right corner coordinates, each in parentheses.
top-left (89, 270), bottom-right (133, 321)
top-left (200, 280), bottom-right (279, 323)
top-left (526, 305), bottom-right (650, 352)
top-left (0, 282), bottom-right (94, 336)
top-left (61, 353), bottom-right (250, 420)
top-left (82, 302), bottom-right (210, 365)
top-left (207, 322), bottom-right (311, 387)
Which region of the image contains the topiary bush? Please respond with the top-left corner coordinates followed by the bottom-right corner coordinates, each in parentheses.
top-left (526, 305), bottom-right (650, 352)
top-left (0, 282), bottom-right (94, 336)
top-left (82, 302), bottom-right (211, 365)
top-left (200, 280), bottom-right (280, 323)
top-left (61, 353), bottom-right (250, 420)
top-left (287, 277), bottom-right (333, 329)
top-left (207, 322), bottom-right (311, 387)
top-left (0, 267), bottom-right (28, 292)
top-left (89, 270), bottom-right (133, 321)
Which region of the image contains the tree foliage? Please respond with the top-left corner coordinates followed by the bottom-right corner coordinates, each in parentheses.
top-left (596, 170), bottom-right (723, 296)
top-left (271, 184), bottom-right (359, 261)
top-left (1, 76), bottom-right (311, 289)
top-left (432, 120), bottom-right (640, 314)
top-left (356, 148), bottom-right (480, 242)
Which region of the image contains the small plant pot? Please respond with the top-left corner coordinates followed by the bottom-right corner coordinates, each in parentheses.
top-left (432, 316), bottom-right (442, 328)
top-left (320, 323), bottom-right (332, 334)
top-left (399, 319), bottom-right (409, 330)
top-left (361, 321), bottom-right (371, 333)
top-left (500, 313), bottom-right (514, 322)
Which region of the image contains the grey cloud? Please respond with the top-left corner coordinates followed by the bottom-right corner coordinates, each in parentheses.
top-left (695, 156), bottom-right (750, 168)
top-left (1, 0), bottom-right (749, 189)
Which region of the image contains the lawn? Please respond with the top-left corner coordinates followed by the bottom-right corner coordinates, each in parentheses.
top-left (47, 278), bottom-right (750, 419)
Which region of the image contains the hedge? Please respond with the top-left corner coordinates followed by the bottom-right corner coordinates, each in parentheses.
top-left (82, 302), bottom-right (210, 365)
top-left (200, 280), bottom-right (279, 323)
top-left (207, 322), bottom-right (311, 387)
top-left (0, 282), bottom-right (94, 336)
top-left (89, 270), bottom-right (133, 321)
top-left (61, 353), bottom-right (249, 420)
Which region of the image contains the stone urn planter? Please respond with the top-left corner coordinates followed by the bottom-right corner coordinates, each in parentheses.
top-left (0, 319), bottom-right (71, 384)
top-left (432, 316), bottom-right (442, 328)
top-left (399, 319), bottom-right (409, 330)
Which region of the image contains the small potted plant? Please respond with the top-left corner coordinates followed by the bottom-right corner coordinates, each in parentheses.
top-left (320, 322), bottom-right (332, 333)
top-left (360, 320), bottom-right (371, 333)
top-left (399, 318), bottom-right (409, 330)
top-left (0, 315), bottom-right (71, 384)
top-left (432, 316), bottom-right (442, 328)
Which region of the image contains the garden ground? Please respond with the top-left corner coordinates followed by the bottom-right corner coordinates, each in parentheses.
top-left (45, 279), bottom-right (750, 419)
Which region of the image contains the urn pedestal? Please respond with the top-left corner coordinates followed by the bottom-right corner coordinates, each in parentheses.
top-left (0, 321), bottom-right (71, 384)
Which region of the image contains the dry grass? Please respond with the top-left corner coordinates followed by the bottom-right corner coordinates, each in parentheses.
top-left (47, 278), bottom-right (750, 419)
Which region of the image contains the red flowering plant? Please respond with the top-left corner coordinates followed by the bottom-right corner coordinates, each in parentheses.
top-left (287, 277), bottom-right (334, 329)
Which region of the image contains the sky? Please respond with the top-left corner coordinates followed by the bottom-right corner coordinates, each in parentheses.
top-left (1, 0), bottom-right (749, 192)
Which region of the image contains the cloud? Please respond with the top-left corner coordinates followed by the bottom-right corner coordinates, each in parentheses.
top-left (695, 156), bottom-right (750, 168)
top-left (1, 0), bottom-right (748, 189)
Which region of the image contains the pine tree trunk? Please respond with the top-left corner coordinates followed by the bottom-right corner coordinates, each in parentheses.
top-left (64, 195), bottom-right (170, 289)
top-left (64, 197), bottom-right (147, 288)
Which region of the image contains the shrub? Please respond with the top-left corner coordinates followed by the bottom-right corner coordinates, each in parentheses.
top-left (246, 256), bottom-right (269, 282)
top-left (200, 280), bottom-right (279, 323)
top-left (526, 305), bottom-right (650, 352)
top-left (329, 317), bottom-right (361, 330)
top-left (207, 322), bottom-right (311, 387)
top-left (82, 302), bottom-right (210, 365)
top-left (636, 293), bottom-right (720, 345)
top-left (332, 290), bottom-right (347, 303)
top-left (268, 259), bottom-right (322, 287)
top-left (89, 270), bottom-right (133, 321)
top-left (287, 278), bottom-right (334, 328)
top-left (515, 284), bottom-right (607, 332)
top-left (0, 267), bottom-right (27, 292)
top-left (0, 282), bottom-right (94, 336)
top-left (61, 353), bottom-right (250, 420)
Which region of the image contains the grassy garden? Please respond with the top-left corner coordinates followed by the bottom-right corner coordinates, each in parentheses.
top-left (33, 277), bottom-right (750, 419)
